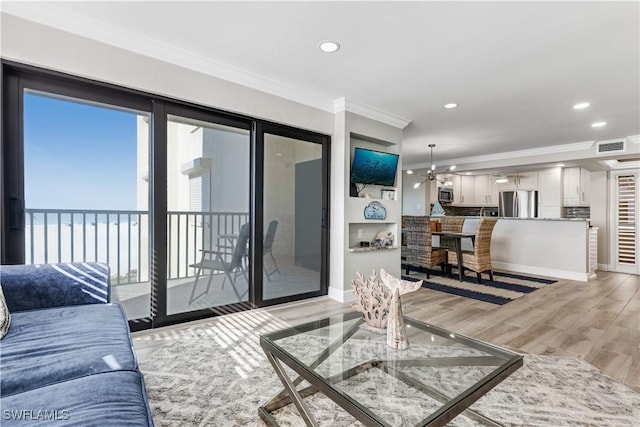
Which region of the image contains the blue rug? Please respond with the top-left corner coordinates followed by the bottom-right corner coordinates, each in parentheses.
top-left (401, 266), bottom-right (557, 305)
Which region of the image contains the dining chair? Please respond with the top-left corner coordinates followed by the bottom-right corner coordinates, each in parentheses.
top-left (447, 217), bottom-right (498, 283)
top-left (401, 215), bottom-right (447, 279)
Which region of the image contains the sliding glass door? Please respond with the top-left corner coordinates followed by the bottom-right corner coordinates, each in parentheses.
top-left (164, 110), bottom-right (251, 316)
top-left (259, 125), bottom-right (328, 304)
top-left (2, 63), bottom-right (330, 329)
top-left (2, 71), bottom-right (153, 322)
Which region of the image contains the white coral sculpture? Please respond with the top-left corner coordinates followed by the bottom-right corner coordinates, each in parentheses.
top-left (379, 268), bottom-right (422, 350)
top-left (351, 270), bottom-right (392, 332)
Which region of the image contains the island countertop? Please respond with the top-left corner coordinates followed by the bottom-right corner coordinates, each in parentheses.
top-left (457, 216), bottom-right (590, 222)
top-left (445, 217), bottom-right (594, 281)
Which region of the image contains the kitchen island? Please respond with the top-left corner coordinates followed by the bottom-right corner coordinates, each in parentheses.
top-left (453, 217), bottom-right (596, 281)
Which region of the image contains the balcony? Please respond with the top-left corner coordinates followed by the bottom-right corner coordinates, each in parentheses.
top-left (25, 209), bottom-right (251, 319)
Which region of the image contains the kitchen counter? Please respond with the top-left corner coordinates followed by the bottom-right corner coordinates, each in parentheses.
top-left (456, 217), bottom-right (592, 281)
top-left (459, 216), bottom-right (589, 222)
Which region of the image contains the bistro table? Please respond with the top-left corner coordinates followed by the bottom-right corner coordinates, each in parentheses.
top-left (432, 231), bottom-right (476, 281)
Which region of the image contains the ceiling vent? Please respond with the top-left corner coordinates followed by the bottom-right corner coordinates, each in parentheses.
top-left (596, 140), bottom-right (625, 154)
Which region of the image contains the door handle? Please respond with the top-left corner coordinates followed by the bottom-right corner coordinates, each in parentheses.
top-left (9, 197), bottom-right (25, 230)
top-left (321, 208), bottom-right (328, 228)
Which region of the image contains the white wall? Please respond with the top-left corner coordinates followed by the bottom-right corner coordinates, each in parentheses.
top-left (402, 168), bottom-right (428, 215)
top-left (330, 112), bottom-right (403, 303)
top-left (0, 14), bottom-right (334, 136)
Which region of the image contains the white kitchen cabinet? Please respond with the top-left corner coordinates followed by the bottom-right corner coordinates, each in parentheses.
top-left (497, 171), bottom-right (538, 191)
top-left (517, 171), bottom-right (538, 190)
top-left (563, 167), bottom-right (590, 206)
top-left (538, 167), bottom-right (562, 218)
top-left (475, 175), bottom-right (500, 206)
top-left (580, 168), bottom-right (591, 205)
top-left (459, 175), bottom-right (476, 205)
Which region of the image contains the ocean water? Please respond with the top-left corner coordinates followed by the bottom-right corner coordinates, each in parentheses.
top-left (25, 223), bottom-right (145, 282)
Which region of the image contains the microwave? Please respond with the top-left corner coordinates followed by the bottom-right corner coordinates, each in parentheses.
top-left (438, 187), bottom-right (454, 203)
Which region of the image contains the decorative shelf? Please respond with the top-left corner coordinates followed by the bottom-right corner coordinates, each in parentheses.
top-left (348, 245), bottom-right (400, 253)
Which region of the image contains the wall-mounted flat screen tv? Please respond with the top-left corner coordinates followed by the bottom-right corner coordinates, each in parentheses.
top-left (350, 147), bottom-right (399, 186)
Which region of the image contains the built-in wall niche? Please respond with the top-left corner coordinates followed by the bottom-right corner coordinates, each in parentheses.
top-left (351, 185), bottom-right (396, 200)
top-left (348, 223), bottom-right (399, 251)
top-left (350, 134), bottom-right (400, 199)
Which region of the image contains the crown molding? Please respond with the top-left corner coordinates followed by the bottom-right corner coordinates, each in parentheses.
top-left (445, 140), bottom-right (596, 166)
top-left (334, 97), bottom-right (411, 129)
top-left (1, 2), bottom-right (337, 113)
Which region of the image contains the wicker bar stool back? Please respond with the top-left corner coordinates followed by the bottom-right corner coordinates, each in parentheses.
top-left (448, 217), bottom-right (498, 283)
top-left (402, 216), bottom-right (447, 278)
top-left (439, 216), bottom-right (465, 250)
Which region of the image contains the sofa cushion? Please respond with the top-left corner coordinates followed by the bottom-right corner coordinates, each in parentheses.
top-left (0, 284), bottom-right (10, 339)
top-left (0, 370), bottom-right (154, 426)
top-left (0, 304), bottom-right (137, 397)
top-left (0, 263), bottom-right (110, 312)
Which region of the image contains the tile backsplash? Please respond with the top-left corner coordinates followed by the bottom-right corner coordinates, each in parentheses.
top-left (427, 204), bottom-right (590, 219)
top-left (563, 206), bottom-right (591, 218)
top-left (430, 204), bottom-right (499, 217)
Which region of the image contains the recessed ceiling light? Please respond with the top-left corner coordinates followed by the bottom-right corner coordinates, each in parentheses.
top-left (556, 163), bottom-right (565, 167)
top-left (592, 121), bottom-right (607, 128)
top-left (573, 102), bottom-right (590, 110)
top-left (444, 103), bottom-right (458, 109)
top-left (406, 170), bottom-right (414, 175)
top-left (448, 165), bottom-right (456, 171)
top-left (465, 172), bottom-right (472, 175)
top-left (319, 41), bottom-right (340, 53)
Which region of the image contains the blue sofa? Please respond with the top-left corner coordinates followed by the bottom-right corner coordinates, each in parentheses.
top-left (0, 263), bottom-right (154, 426)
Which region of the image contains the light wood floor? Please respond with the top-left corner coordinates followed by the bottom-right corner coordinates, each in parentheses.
top-left (133, 270), bottom-right (640, 394)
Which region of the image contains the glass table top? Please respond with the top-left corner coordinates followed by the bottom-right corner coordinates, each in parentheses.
top-left (260, 311), bottom-right (523, 426)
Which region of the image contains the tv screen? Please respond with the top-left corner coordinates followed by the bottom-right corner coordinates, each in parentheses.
top-left (350, 147), bottom-right (399, 186)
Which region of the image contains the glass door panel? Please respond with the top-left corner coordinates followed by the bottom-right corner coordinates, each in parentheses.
top-left (263, 133), bottom-right (323, 300)
top-left (23, 89), bottom-right (151, 320)
top-left (166, 115), bottom-right (250, 314)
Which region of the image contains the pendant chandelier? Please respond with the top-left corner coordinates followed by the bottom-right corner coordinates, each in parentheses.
top-left (411, 144), bottom-right (455, 188)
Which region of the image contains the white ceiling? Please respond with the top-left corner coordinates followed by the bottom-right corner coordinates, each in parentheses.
top-left (3, 1), bottom-right (639, 169)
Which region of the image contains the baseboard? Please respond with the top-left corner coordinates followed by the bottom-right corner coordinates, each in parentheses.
top-left (492, 261), bottom-right (589, 282)
top-left (597, 263), bottom-right (610, 272)
top-left (328, 286), bottom-right (355, 303)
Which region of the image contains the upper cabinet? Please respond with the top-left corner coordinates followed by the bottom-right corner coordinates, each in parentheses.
top-left (458, 175), bottom-right (476, 205)
top-left (499, 171), bottom-right (538, 190)
top-left (563, 167), bottom-right (590, 206)
top-left (538, 168), bottom-right (563, 218)
top-left (474, 175), bottom-right (500, 206)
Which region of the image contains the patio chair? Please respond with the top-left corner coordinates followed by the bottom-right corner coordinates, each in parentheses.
top-left (188, 222), bottom-right (250, 304)
top-left (263, 220), bottom-right (280, 281)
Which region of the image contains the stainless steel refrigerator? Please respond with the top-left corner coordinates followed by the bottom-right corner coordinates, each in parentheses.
top-left (498, 190), bottom-right (539, 218)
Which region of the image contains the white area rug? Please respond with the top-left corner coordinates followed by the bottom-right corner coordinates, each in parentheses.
top-left (136, 311), bottom-right (640, 426)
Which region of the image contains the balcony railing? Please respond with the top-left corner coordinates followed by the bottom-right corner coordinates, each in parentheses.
top-left (25, 209), bottom-right (249, 285)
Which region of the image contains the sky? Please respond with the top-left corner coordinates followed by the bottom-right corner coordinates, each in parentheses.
top-left (24, 92), bottom-right (142, 211)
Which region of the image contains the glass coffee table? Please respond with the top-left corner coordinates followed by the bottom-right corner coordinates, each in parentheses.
top-left (259, 312), bottom-right (523, 427)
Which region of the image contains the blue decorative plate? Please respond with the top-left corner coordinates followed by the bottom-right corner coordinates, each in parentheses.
top-left (364, 201), bottom-right (387, 220)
